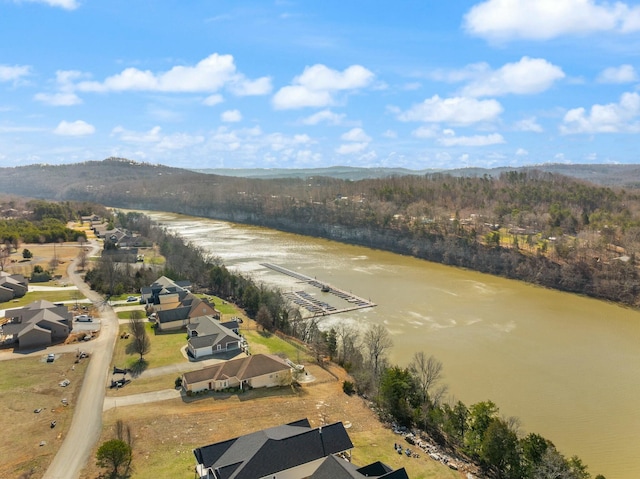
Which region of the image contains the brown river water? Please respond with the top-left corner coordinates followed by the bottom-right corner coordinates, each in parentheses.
top-left (148, 211), bottom-right (640, 479)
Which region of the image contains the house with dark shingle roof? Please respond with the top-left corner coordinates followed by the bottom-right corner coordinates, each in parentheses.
top-left (310, 455), bottom-right (409, 479)
top-left (1, 300), bottom-right (71, 350)
top-left (193, 418), bottom-right (409, 479)
top-left (186, 316), bottom-right (242, 359)
top-left (182, 353), bottom-right (291, 393)
top-left (193, 419), bottom-right (353, 479)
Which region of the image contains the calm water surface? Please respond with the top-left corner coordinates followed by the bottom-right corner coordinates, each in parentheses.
top-left (149, 212), bottom-right (640, 479)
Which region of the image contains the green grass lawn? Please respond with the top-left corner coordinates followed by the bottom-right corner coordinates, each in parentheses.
top-left (242, 329), bottom-right (312, 362)
top-left (111, 322), bottom-right (188, 370)
top-left (116, 309), bottom-right (146, 319)
top-left (3, 289), bottom-right (85, 308)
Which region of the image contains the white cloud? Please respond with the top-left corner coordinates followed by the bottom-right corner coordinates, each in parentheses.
top-left (267, 132), bottom-right (312, 151)
top-left (336, 142), bottom-right (368, 155)
top-left (111, 125), bottom-right (204, 150)
top-left (341, 127), bottom-right (371, 142)
top-left (301, 109), bottom-right (346, 125)
top-left (516, 148), bottom-right (529, 156)
top-left (53, 120), bottom-right (95, 136)
top-left (561, 92), bottom-right (640, 133)
top-left (597, 64), bottom-right (638, 83)
top-left (398, 95), bottom-right (503, 125)
top-left (221, 109), bottom-right (242, 122)
top-left (461, 57), bottom-right (564, 97)
top-left (382, 129), bottom-right (398, 139)
top-left (20, 0), bottom-right (79, 10)
top-left (76, 54), bottom-right (265, 94)
top-left (203, 94), bottom-right (224, 106)
top-left (0, 64), bottom-right (31, 83)
top-left (513, 117), bottom-right (543, 132)
top-left (412, 125), bottom-right (439, 138)
top-left (272, 64), bottom-right (374, 109)
top-left (438, 133), bottom-right (505, 147)
top-left (34, 92), bottom-right (82, 106)
top-left (228, 76), bottom-right (272, 96)
top-left (111, 126), bottom-right (162, 143)
top-left (464, 0), bottom-right (640, 41)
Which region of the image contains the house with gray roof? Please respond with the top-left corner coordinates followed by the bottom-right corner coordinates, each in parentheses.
top-left (193, 418), bottom-right (408, 479)
top-left (193, 419), bottom-right (353, 479)
top-left (186, 316), bottom-right (242, 359)
top-left (182, 353), bottom-right (291, 393)
top-left (140, 275), bottom-right (192, 305)
top-left (0, 271), bottom-right (28, 303)
top-left (1, 300), bottom-right (71, 350)
top-left (310, 455), bottom-right (409, 479)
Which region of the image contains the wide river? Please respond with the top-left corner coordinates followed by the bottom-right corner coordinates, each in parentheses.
top-left (149, 211), bottom-right (640, 479)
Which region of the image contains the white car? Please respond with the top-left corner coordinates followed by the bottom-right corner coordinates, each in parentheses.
top-left (75, 314), bottom-right (92, 322)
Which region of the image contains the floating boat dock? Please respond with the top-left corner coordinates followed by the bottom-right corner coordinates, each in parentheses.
top-left (261, 263), bottom-right (376, 316)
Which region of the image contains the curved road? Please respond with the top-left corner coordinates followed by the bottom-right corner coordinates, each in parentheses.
top-left (43, 241), bottom-right (119, 479)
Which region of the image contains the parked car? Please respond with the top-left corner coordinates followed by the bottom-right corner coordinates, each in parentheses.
top-left (75, 314), bottom-right (92, 322)
top-left (126, 296), bottom-right (138, 302)
top-left (46, 353), bottom-right (55, 362)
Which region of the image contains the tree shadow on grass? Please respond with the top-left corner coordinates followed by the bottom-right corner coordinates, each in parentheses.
top-left (128, 359), bottom-right (148, 377)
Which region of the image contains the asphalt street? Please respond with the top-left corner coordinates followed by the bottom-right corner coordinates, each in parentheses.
top-left (42, 241), bottom-right (119, 479)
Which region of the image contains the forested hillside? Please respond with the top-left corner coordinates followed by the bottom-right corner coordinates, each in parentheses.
top-left (2, 158), bottom-right (640, 306)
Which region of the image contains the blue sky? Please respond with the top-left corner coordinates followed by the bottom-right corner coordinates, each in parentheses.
top-left (3, 0), bottom-right (640, 170)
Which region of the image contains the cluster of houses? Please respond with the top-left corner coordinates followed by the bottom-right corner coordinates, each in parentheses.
top-left (0, 299), bottom-right (71, 350)
top-left (0, 271), bottom-right (28, 303)
top-left (193, 418), bottom-right (408, 479)
top-left (87, 215), bottom-right (145, 262)
top-left (142, 276), bottom-right (245, 360)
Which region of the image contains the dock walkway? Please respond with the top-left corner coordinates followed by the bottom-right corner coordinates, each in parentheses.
top-left (261, 263), bottom-right (376, 316)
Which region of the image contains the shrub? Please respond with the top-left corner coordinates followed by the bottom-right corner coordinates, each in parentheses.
top-left (343, 380), bottom-right (355, 395)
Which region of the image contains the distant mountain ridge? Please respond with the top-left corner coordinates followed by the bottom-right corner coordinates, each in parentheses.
top-left (193, 163), bottom-right (640, 187)
top-left (1, 159), bottom-right (640, 203)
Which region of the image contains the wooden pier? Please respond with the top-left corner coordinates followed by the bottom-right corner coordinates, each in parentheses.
top-left (261, 263), bottom-right (376, 316)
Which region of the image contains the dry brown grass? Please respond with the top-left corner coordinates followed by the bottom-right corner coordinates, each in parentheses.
top-left (79, 363), bottom-right (461, 479)
top-left (4, 242), bottom-right (84, 283)
top-left (0, 353), bottom-right (89, 479)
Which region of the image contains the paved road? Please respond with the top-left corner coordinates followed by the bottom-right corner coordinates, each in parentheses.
top-left (43, 241), bottom-right (119, 479)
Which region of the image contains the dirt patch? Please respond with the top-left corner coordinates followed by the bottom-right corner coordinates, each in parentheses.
top-left (0, 353), bottom-right (88, 479)
top-left (4, 242), bottom-right (83, 283)
top-left (79, 363), bottom-right (461, 479)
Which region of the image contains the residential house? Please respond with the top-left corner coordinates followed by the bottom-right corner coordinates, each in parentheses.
top-left (154, 293), bottom-right (219, 331)
top-left (182, 353), bottom-right (291, 393)
top-left (1, 300), bottom-right (71, 350)
top-left (0, 271), bottom-right (28, 303)
top-left (193, 419), bottom-right (352, 479)
top-left (140, 275), bottom-right (192, 306)
top-left (186, 316), bottom-right (242, 359)
top-left (193, 418), bottom-right (408, 479)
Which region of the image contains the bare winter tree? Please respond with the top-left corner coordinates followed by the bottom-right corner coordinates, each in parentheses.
top-left (128, 314), bottom-right (150, 362)
top-left (363, 323), bottom-right (393, 378)
top-left (409, 352), bottom-right (447, 405)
